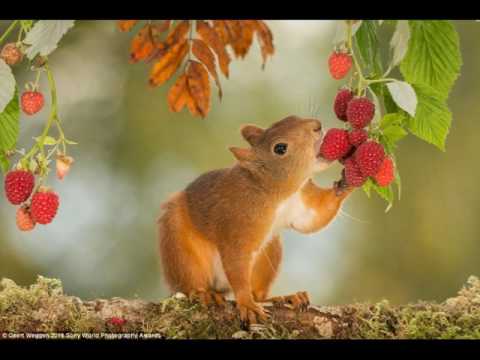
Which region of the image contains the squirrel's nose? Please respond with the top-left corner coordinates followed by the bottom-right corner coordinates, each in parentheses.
top-left (310, 119), bottom-right (322, 132)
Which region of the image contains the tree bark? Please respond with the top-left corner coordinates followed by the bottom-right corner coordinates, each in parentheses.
top-left (1, 275), bottom-right (480, 339)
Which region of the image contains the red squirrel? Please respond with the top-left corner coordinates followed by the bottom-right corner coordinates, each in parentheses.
top-left (157, 115), bottom-right (353, 326)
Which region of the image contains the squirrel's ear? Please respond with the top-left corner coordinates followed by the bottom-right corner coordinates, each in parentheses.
top-left (229, 147), bottom-right (254, 163)
top-left (240, 125), bottom-right (264, 146)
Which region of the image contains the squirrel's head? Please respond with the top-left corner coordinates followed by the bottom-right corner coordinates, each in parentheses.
top-left (230, 115), bottom-right (331, 187)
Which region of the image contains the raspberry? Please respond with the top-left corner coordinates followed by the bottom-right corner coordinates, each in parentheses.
top-left (328, 51), bottom-right (352, 80)
top-left (346, 97), bottom-right (375, 129)
top-left (355, 141), bottom-right (385, 177)
top-left (0, 43), bottom-right (23, 66)
top-left (21, 91), bottom-right (44, 115)
top-left (344, 158), bottom-right (367, 187)
top-left (4, 170), bottom-right (35, 205)
top-left (333, 89), bottom-right (354, 121)
top-left (56, 155), bottom-right (74, 181)
top-left (339, 146), bottom-right (356, 165)
top-left (16, 206), bottom-right (36, 232)
top-left (373, 157), bottom-right (394, 187)
top-left (348, 129), bottom-right (368, 147)
top-left (319, 128), bottom-right (352, 161)
top-left (30, 189), bottom-right (59, 225)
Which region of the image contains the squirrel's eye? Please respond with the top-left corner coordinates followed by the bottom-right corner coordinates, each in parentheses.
top-left (273, 143), bottom-right (288, 155)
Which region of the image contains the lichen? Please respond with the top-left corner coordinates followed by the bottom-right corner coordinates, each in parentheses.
top-left (1, 275), bottom-right (480, 339)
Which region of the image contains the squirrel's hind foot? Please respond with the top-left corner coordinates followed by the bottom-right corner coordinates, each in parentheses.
top-left (266, 291), bottom-right (310, 312)
top-left (188, 289), bottom-right (227, 308)
top-left (237, 301), bottom-right (271, 330)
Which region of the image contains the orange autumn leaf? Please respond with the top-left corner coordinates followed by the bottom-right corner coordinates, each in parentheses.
top-left (149, 39), bottom-right (189, 87)
top-left (154, 20), bottom-right (190, 60)
top-left (130, 24), bottom-right (155, 63)
top-left (167, 74), bottom-right (194, 113)
top-left (212, 20), bottom-right (230, 45)
top-left (192, 39), bottom-right (222, 99)
top-left (196, 20), bottom-right (231, 78)
top-left (186, 61), bottom-right (211, 117)
top-left (254, 20), bottom-right (275, 68)
top-left (118, 20), bottom-right (138, 32)
top-left (231, 20), bottom-right (255, 58)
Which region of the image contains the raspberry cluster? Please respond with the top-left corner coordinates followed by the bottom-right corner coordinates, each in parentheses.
top-left (319, 87), bottom-right (395, 189)
top-left (4, 169), bottom-right (60, 232)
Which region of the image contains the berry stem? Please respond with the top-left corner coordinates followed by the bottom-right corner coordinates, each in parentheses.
top-left (0, 20), bottom-right (19, 46)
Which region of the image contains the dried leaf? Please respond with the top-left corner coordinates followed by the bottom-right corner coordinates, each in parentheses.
top-left (212, 20), bottom-right (230, 45)
top-left (149, 39), bottom-right (189, 87)
top-left (153, 20), bottom-right (171, 34)
top-left (186, 61), bottom-right (211, 117)
top-left (130, 24), bottom-right (155, 63)
top-left (254, 20), bottom-right (274, 68)
top-left (118, 20), bottom-right (138, 32)
top-left (167, 74), bottom-right (194, 113)
top-left (232, 20), bottom-right (255, 58)
top-left (192, 39), bottom-right (222, 99)
top-left (197, 20), bottom-right (231, 78)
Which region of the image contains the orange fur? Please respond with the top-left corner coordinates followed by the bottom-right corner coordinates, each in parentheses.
top-left (158, 115), bottom-right (353, 324)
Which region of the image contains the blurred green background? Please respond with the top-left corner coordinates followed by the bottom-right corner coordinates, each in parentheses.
top-left (0, 20), bottom-right (478, 305)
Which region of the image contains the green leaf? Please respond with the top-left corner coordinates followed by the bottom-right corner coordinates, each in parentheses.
top-left (354, 20), bottom-right (383, 77)
top-left (400, 21), bottom-right (461, 99)
top-left (362, 179), bottom-right (372, 198)
top-left (0, 151), bottom-right (9, 173)
top-left (0, 89), bottom-right (19, 152)
top-left (0, 59), bottom-right (16, 113)
top-left (390, 20), bottom-right (410, 67)
top-left (379, 113), bottom-right (408, 154)
top-left (332, 20), bottom-right (362, 45)
top-left (406, 83), bottom-right (451, 151)
top-left (386, 81), bottom-right (417, 117)
top-left (363, 178), bottom-right (394, 209)
top-left (23, 20), bottom-right (75, 60)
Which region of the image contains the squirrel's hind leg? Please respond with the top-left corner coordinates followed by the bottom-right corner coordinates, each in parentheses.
top-left (158, 192), bottom-right (218, 302)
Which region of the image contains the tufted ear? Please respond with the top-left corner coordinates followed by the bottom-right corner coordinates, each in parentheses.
top-left (229, 146), bottom-right (255, 163)
top-left (240, 124), bottom-right (264, 146)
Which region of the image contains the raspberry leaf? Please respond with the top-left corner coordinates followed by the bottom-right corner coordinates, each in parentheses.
top-left (0, 59), bottom-right (16, 113)
top-left (406, 84), bottom-right (451, 151)
top-left (0, 89), bottom-right (19, 156)
top-left (354, 20), bottom-right (383, 78)
top-left (363, 178), bottom-right (394, 211)
top-left (390, 20), bottom-right (410, 67)
top-left (386, 81), bottom-right (417, 117)
top-left (23, 20), bottom-right (75, 60)
top-left (332, 20), bottom-right (362, 45)
top-left (400, 21), bottom-right (461, 100)
top-left (0, 151), bottom-right (8, 173)
top-left (379, 113), bottom-right (408, 154)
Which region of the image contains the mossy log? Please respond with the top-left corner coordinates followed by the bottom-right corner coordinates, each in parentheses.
top-left (1, 276), bottom-right (480, 339)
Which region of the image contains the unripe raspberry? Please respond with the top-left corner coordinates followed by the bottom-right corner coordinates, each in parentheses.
top-left (373, 157), bottom-right (395, 187)
top-left (4, 170), bottom-right (35, 205)
top-left (21, 91), bottom-right (44, 115)
top-left (0, 43), bottom-right (23, 66)
top-left (328, 51), bottom-right (352, 80)
top-left (16, 206), bottom-right (36, 232)
top-left (30, 188), bottom-right (59, 225)
top-left (319, 128), bottom-right (352, 161)
top-left (333, 88), bottom-right (354, 121)
top-left (346, 97), bottom-right (375, 129)
top-left (56, 155), bottom-right (74, 181)
top-left (348, 129), bottom-right (368, 147)
top-left (355, 141), bottom-right (385, 177)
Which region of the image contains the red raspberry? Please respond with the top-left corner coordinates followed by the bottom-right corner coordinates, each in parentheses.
top-left (344, 158), bottom-right (367, 187)
top-left (21, 91), bottom-right (44, 115)
top-left (333, 89), bottom-right (354, 121)
top-left (355, 141), bottom-right (385, 177)
top-left (348, 129), bottom-right (368, 147)
top-left (30, 189), bottom-right (59, 225)
top-left (108, 317), bottom-right (127, 326)
top-left (16, 206), bottom-right (36, 232)
top-left (346, 97), bottom-right (375, 129)
top-left (328, 51), bottom-right (352, 80)
top-left (373, 157), bottom-right (394, 187)
top-left (0, 43), bottom-right (23, 66)
top-left (319, 128), bottom-right (352, 161)
top-left (4, 170), bottom-right (35, 205)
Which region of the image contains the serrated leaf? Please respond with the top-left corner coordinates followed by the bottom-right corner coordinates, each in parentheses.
top-left (0, 89), bottom-right (19, 152)
top-left (390, 20), bottom-right (410, 67)
top-left (354, 20), bottom-right (383, 77)
top-left (0, 59), bottom-right (16, 113)
top-left (400, 21), bottom-right (461, 99)
top-left (0, 152), bottom-right (9, 173)
top-left (23, 20), bottom-right (75, 60)
top-left (386, 81), bottom-right (417, 117)
top-left (332, 20), bottom-right (362, 45)
top-left (380, 113), bottom-right (408, 154)
top-left (406, 84), bottom-right (451, 151)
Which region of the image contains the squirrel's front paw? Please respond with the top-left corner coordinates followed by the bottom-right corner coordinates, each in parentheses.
top-left (334, 170), bottom-right (353, 196)
top-left (236, 300), bottom-right (270, 329)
